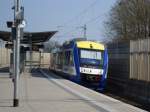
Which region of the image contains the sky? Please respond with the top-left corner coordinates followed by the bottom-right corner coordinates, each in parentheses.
top-left (0, 0), bottom-right (117, 43)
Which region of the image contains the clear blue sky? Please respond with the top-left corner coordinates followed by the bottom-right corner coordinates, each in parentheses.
top-left (0, 0), bottom-right (117, 43)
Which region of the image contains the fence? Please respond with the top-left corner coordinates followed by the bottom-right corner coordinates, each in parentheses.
top-left (107, 40), bottom-right (150, 105)
top-left (40, 53), bottom-right (51, 68)
top-left (0, 48), bottom-right (11, 67)
top-left (130, 39), bottom-right (150, 81)
top-left (107, 42), bottom-right (130, 92)
top-left (0, 48), bottom-right (50, 72)
top-left (128, 39), bottom-right (150, 104)
top-left (25, 51), bottom-right (50, 68)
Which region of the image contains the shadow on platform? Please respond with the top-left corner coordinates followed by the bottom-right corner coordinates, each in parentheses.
top-left (30, 68), bottom-right (63, 79)
top-left (0, 67), bottom-right (9, 73)
top-left (0, 99), bottom-right (14, 107)
top-left (0, 67), bottom-right (10, 78)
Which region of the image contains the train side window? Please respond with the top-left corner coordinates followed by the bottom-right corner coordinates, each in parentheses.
top-left (60, 52), bottom-right (63, 65)
top-left (56, 53), bottom-right (59, 64)
top-left (70, 51), bottom-right (73, 66)
top-left (58, 53), bottom-right (60, 65)
top-left (64, 51), bottom-right (67, 65)
top-left (53, 53), bottom-right (57, 64)
top-left (62, 52), bottom-right (65, 65)
top-left (64, 50), bottom-right (73, 66)
top-left (64, 51), bottom-right (69, 65)
top-left (56, 52), bottom-right (63, 65)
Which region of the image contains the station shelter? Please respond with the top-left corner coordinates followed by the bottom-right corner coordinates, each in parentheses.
top-left (0, 31), bottom-right (57, 72)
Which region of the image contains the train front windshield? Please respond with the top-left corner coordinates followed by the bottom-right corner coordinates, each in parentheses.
top-left (80, 50), bottom-right (102, 60)
top-left (79, 49), bottom-right (103, 67)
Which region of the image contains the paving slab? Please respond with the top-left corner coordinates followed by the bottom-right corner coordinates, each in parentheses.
top-left (0, 71), bottom-right (147, 112)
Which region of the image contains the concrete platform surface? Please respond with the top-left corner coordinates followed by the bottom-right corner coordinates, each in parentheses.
top-left (0, 70), bottom-right (147, 112)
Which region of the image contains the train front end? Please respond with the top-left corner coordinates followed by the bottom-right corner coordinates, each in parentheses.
top-left (76, 41), bottom-right (108, 90)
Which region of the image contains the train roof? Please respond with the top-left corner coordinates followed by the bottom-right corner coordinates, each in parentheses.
top-left (76, 41), bottom-right (105, 50)
top-left (63, 38), bottom-right (105, 50)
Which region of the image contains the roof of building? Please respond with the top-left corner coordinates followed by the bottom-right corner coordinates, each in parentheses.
top-left (0, 31), bottom-right (57, 43)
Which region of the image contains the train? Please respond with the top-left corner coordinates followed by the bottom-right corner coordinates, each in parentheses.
top-left (50, 38), bottom-right (108, 90)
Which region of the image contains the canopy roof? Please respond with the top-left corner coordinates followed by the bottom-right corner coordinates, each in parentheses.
top-left (0, 31), bottom-right (57, 43)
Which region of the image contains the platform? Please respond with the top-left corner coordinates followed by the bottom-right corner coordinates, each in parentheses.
top-left (0, 69), bottom-right (147, 112)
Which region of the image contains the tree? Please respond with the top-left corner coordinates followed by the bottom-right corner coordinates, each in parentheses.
top-left (44, 41), bottom-right (60, 52)
top-left (105, 0), bottom-right (150, 42)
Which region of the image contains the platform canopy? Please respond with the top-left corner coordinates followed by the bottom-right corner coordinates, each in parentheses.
top-left (0, 31), bottom-right (57, 43)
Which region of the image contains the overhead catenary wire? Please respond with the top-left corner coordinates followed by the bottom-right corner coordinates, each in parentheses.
top-left (55, 27), bottom-right (81, 38)
top-left (55, 0), bottom-right (104, 41)
top-left (57, 13), bottom-right (103, 38)
top-left (84, 14), bottom-right (103, 25)
top-left (59, 0), bottom-right (99, 28)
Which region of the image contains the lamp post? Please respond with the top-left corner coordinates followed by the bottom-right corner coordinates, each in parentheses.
top-left (13, 0), bottom-right (21, 107)
top-left (13, 0), bottom-right (25, 107)
top-left (7, 0), bottom-right (25, 107)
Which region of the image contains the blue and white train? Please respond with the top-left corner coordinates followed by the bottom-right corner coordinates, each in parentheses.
top-left (50, 39), bottom-right (108, 90)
